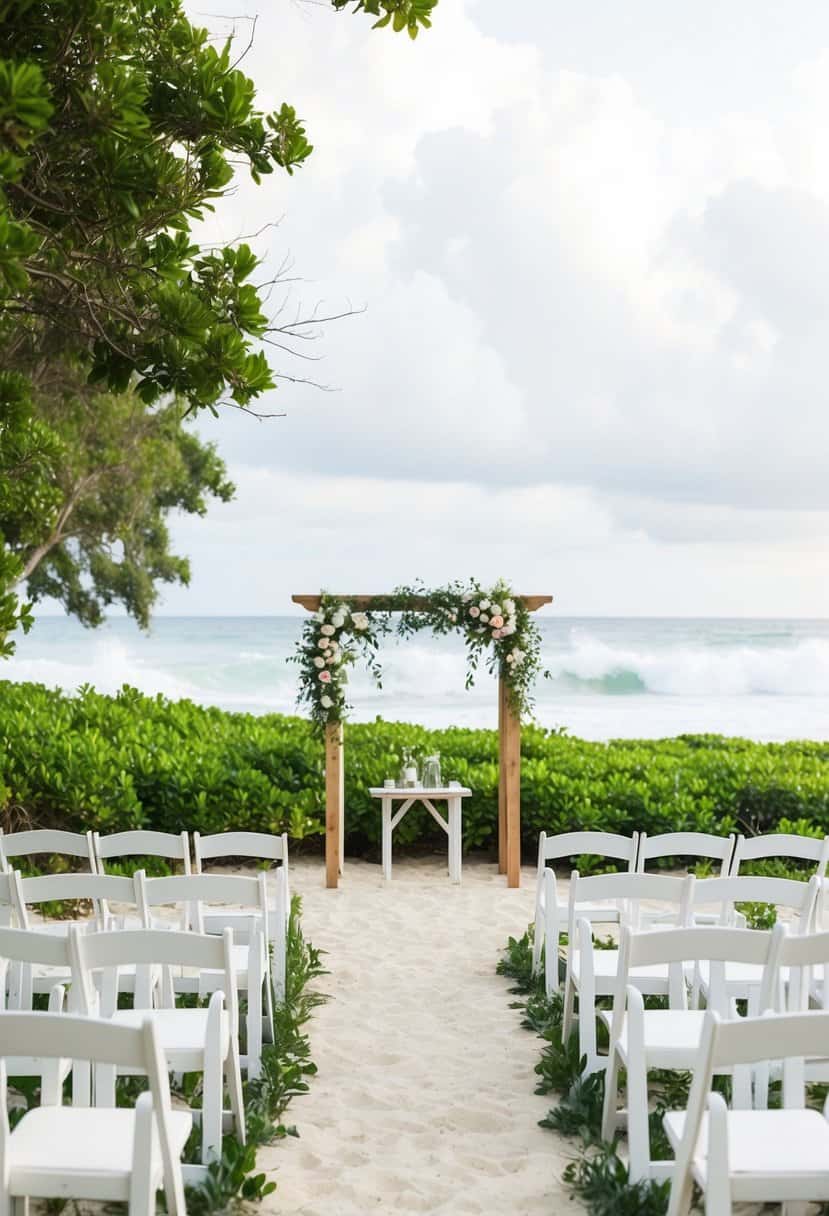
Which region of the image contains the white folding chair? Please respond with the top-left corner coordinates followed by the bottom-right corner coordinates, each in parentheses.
top-left (0, 828), bottom-right (97, 875)
top-left (731, 832), bottom-right (829, 880)
top-left (194, 830), bottom-right (289, 1001)
top-left (561, 871), bottom-right (694, 1074)
top-left (532, 830), bottom-right (639, 996)
top-left (691, 875), bottom-right (819, 1012)
top-left (0, 1010), bottom-right (190, 1215)
top-left (71, 925), bottom-right (245, 1181)
top-left (136, 871), bottom-right (271, 1077)
top-left (664, 1009), bottom-right (829, 1216)
top-left (601, 923), bottom-right (785, 1181)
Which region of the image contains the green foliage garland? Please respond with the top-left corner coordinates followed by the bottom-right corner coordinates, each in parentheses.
top-left (292, 580), bottom-right (543, 729)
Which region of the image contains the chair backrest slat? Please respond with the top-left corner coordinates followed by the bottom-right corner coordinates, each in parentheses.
top-left (538, 830), bottom-right (638, 867)
top-left (94, 830), bottom-right (191, 868)
top-left (0, 1009), bottom-right (151, 1069)
top-left (193, 830), bottom-right (287, 870)
top-left (691, 874), bottom-right (818, 928)
top-left (637, 831), bottom-right (735, 876)
top-left (0, 829), bottom-right (96, 873)
top-left (731, 832), bottom-right (829, 877)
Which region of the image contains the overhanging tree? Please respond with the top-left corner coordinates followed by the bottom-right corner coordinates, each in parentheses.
top-left (0, 0), bottom-right (440, 649)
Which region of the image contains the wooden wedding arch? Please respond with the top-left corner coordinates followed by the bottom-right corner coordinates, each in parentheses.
top-left (293, 593), bottom-right (553, 889)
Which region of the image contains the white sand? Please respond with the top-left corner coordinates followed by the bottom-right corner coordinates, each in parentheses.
top-left (260, 855), bottom-right (581, 1215)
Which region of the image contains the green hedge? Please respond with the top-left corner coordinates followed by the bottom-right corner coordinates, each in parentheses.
top-left (1, 681), bottom-right (828, 858)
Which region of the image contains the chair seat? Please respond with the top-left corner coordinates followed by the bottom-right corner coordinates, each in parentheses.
top-left (111, 1007), bottom-right (228, 1068)
top-left (8, 1105), bottom-right (191, 1200)
top-left (664, 1109), bottom-right (829, 1200)
top-left (571, 950), bottom-right (670, 993)
top-left (602, 1010), bottom-right (707, 1067)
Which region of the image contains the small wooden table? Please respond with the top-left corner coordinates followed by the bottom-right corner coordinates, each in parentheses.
top-left (369, 786), bottom-right (472, 883)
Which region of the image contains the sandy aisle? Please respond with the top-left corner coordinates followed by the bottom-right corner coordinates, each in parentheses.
top-left (260, 855), bottom-right (580, 1215)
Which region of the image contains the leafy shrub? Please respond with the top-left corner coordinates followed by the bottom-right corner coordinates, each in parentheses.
top-left (1, 681), bottom-right (828, 858)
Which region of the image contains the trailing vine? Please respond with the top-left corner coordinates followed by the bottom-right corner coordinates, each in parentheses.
top-left (292, 579), bottom-right (543, 730)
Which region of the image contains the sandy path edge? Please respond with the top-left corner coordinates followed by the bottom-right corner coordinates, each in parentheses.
top-left (258, 855), bottom-right (581, 1215)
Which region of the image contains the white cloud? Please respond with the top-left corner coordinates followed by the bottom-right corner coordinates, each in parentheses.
top-left (174, 0), bottom-right (829, 615)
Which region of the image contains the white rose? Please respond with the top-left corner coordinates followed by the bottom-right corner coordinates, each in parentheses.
top-left (321, 695), bottom-right (334, 709)
top-left (504, 599), bottom-right (515, 614)
top-left (479, 600), bottom-right (490, 611)
top-left (332, 614), bottom-right (346, 628)
top-left (351, 612), bottom-right (369, 630)
top-left (320, 624), bottom-right (335, 637)
top-left (506, 654), bottom-right (515, 664)
top-left (480, 613), bottom-right (489, 623)
top-left (490, 603), bottom-right (501, 615)
top-left (313, 656), bottom-right (325, 669)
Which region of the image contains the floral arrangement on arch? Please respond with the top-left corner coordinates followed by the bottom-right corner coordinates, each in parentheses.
top-left (292, 579), bottom-right (543, 729)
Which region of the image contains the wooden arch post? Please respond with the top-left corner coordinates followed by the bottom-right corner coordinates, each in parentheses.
top-left (293, 593), bottom-right (552, 889)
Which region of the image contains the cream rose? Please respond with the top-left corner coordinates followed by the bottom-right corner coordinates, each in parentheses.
top-left (469, 606), bottom-right (480, 619)
top-left (313, 656), bottom-right (325, 669)
top-left (320, 624), bottom-right (335, 637)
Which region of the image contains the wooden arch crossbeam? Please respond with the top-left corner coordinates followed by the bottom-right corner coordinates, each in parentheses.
top-left (292, 593), bottom-right (553, 888)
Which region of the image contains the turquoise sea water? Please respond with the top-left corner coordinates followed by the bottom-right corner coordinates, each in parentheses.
top-left (5, 615), bottom-right (829, 742)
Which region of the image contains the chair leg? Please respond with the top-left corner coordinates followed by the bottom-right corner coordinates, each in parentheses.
top-left (201, 999), bottom-right (225, 1165)
top-left (704, 1092), bottom-right (731, 1216)
top-left (626, 1054), bottom-right (651, 1181)
top-left (562, 973), bottom-right (576, 1044)
top-left (226, 1047), bottom-right (246, 1144)
top-left (600, 1048), bottom-right (620, 1143)
top-left (262, 958), bottom-right (275, 1045)
top-left (531, 898), bottom-right (543, 976)
top-left (247, 972), bottom-right (263, 1081)
top-left (129, 1091), bottom-right (156, 1216)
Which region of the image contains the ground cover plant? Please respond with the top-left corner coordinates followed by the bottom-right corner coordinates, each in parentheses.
top-left (498, 927), bottom-right (829, 1215)
top-left (2, 681), bottom-right (828, 856)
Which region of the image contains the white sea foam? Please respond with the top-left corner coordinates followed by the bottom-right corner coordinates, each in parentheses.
top-left (545, 632), bottom-right (829, 697)
top-left (4, 616), bottom-right (828, 740)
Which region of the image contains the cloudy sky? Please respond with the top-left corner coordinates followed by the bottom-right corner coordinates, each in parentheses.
top-left (166, 0), bottom-right (829, 617)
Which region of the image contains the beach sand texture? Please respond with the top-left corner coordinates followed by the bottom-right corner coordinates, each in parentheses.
top-left (260, 855), bottom-right (580, 1215)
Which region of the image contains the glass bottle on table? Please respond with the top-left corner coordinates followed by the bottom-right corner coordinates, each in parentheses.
top-left (398, 748), bottom-right (419, 788)
top-left (421, 753), bottom-right (441, 789)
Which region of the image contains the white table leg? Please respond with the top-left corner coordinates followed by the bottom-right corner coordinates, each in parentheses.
top-left (382, 797), bottom-right (393, 880)
top-left (449, 798), bottom-right (462, 883)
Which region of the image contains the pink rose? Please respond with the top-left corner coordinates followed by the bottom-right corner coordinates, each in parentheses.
top-left (490, 615), bottom-right (504, 629)
top-left (469, 606), bottom-right (480, 618)
top-left (319, 670), bottom-right (332, 683)
top-left (492, 628), bottom-right (503, 639)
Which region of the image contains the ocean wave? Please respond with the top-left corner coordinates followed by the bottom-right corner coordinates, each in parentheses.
top-left (545, 634), bottom-right (829, 697)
